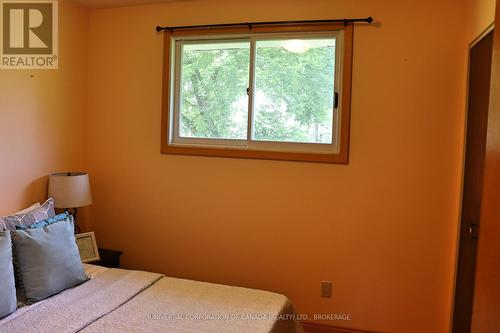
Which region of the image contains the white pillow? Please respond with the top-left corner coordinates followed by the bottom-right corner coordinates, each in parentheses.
top-left (14, 203), bottom-right (41, 215)
top-left (1, 203), bottom-right (41, 218)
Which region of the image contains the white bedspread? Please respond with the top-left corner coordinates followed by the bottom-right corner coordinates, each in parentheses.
top-left (0, 267), bottom-right (303, 333)
top-left (82, 263), bottom-right (108, 279)
top-left (0, 263), bottom-right (108, 327)
top-left (0, 269), bottom-right (162, 333)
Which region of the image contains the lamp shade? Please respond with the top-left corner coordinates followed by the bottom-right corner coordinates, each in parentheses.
top-left (48, 172), bottom-right (93, 209)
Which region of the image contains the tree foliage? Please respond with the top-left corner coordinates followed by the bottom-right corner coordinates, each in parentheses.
top-left (179, 41), bottom-right (335, 143)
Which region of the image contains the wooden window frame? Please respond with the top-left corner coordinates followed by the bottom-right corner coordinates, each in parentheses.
top-left (161, 23), bottom-right (353, 163)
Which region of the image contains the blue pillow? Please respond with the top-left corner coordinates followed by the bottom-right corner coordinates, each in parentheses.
top-left (15, 212), bottom-right (70, 230)
top-left (0, 232), bottom-right (17, 318)
top-left (11, 218), bottom-right (88, 303)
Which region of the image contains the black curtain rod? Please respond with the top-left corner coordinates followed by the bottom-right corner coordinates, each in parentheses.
top-left (156, 17), bottom-right (373, 32)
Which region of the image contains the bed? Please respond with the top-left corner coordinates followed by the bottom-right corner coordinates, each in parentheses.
top-left (0, 264), bottom-right (304, 333)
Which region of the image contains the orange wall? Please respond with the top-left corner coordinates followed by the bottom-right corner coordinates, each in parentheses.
top-left (0, 0), bottom-right (88, 215)
top-left (86, 1), bottom-right (468, 332)
top-left (465, 0), bottom-right (496, 43)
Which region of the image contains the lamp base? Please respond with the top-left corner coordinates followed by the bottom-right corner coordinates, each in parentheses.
top-left (66, 208), bottom-right (81, 234)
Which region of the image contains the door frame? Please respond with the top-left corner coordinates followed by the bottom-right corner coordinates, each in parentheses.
top-left (450, 22), bottom-right (495, 333)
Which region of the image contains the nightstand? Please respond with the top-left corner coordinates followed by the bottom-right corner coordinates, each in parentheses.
top-left (95, 248), bottom-right (123, 268)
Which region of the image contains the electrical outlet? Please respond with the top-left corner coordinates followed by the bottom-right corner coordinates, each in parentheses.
top-left (321, 281), bottom-right (332, 298)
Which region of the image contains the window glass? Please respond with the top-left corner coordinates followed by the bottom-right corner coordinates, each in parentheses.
top-left (253, 38), bottom-right (336, 144)
top-left (179, 41), bottom-right (250, 140)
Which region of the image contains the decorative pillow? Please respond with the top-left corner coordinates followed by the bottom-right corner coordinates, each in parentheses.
top-left (0, 232), bottom-right (17, 319)
top-left (0, 198), bottom-right (55, 231)
top-left (16, 212), bottom-right (70, 230)
top-left (11, 217), bottom-right (88, 303)
top-left (1, 203), bottom-right (40, 219)
top-left (14, 202), bottom-right (41, 215)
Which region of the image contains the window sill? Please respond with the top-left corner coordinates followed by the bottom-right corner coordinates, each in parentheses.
top-left (161, 144), bottom-right (348, 164)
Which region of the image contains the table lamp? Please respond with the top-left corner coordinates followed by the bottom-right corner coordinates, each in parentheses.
top-left (48, 172), bottom-right (93, 233)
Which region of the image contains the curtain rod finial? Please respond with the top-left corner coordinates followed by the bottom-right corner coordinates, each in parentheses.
top-left (367, 17), bottom-right (374, 23)
top-left (156, 26), bottom-right (163, 32)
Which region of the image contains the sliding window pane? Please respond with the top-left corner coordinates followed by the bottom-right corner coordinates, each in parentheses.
top-left (253, 38), bottom-right (336, 144)
top-left (179, 41), bottom-right (250, 139)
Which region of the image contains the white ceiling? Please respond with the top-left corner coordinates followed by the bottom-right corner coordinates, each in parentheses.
top-left (72, 0), bottom-right (192, 9)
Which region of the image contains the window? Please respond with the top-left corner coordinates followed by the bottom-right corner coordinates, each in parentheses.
top-left (161, 24), bottom-right (353, 163)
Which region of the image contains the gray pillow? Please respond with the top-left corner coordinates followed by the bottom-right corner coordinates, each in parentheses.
top-left (0, 198), bottom-right (55, 231)
top-left (11, 218), bottom-right (88, 303)
top-left (0, 232), bottom-right (17, 319)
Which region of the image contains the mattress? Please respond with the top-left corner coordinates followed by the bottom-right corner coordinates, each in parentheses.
top-left (0, 265), bottom-right (303, 333)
